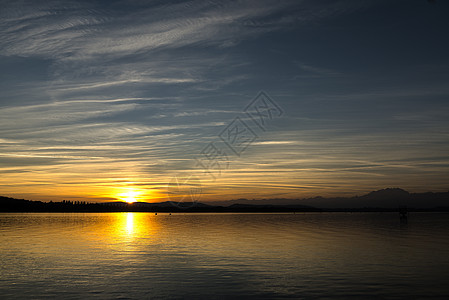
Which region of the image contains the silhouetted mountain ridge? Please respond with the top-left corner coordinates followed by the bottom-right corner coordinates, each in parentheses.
top-left (1, 188), bottom-right (449, 212)
top-left (0, 196), bottom-right (318, 212)
top-left (363, 188), bottom-right (410, 200)
top-left (209, 188), bottom-right (449, 209)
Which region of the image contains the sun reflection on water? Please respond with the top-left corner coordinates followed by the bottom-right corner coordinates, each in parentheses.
top-left (126, 213), bottom-right (134, 235)
top-left (117, 213), bottom-right (157, 239)
top-left (87, 213), bottom-right (159, 245)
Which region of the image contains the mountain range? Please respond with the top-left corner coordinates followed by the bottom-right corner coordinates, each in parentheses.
top-left (208, 188), bottom-right (449, 209)
top-left (1, 188), bottom-right (449, 212)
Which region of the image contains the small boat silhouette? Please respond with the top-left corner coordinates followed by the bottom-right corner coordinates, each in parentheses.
top-left (399, 205), bottom-right (408, 223)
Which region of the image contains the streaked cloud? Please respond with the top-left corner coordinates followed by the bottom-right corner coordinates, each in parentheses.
top-left (1, 0), bottom-right (449, 202)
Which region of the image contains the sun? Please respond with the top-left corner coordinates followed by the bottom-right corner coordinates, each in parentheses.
top-left (120, 190), bottom-right (139, 203)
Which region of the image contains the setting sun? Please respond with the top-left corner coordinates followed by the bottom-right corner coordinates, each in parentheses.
top-left (119, 190), bottom-right (140, 203)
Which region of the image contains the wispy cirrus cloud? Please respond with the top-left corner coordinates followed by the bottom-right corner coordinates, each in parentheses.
top-left (1, 0), bottom-right (294, 59)
top-left (1, 0), bottom-right (449, 202)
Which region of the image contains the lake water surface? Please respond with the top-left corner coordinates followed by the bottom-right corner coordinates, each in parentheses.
top-left (1, 212), bottom-right (449, 299)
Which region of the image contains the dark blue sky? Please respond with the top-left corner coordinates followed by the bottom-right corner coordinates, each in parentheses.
top-left (1, 0), bottom-right (448, 202)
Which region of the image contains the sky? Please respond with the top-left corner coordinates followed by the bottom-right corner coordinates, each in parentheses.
top-left (1, 0), bottom-right (449, 203)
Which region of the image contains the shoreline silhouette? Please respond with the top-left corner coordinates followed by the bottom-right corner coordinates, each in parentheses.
top-left (2, 188), bottom-right (449, 213)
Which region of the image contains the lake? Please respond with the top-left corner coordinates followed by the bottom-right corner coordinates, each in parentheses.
top-left (1, 212), bottom-right (449, 299)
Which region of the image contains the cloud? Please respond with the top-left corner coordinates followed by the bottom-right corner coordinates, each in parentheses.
top-left (1, 0), bottom-right (449, 201)
top-left (1, 0), bottom-right (370, 61)
top-left (294, 62), bottom-right (343, 78)
top-left (0, 1), bottom-right (292, 60)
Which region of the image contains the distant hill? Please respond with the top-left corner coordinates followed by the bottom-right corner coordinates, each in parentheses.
top-left (209, 188), bottom-right (449, 209)
top-left (0, 196), bottom-right (319, 213)
top-left (2, 188), bottom-right (449, 212)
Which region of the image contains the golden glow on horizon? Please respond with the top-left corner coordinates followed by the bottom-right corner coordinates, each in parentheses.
top-left (118, 189), bottom-right (140, 203)
top-left (103, 186), bottom-right (166, 204)
top-left (2, 156), bottom-right (449, 202)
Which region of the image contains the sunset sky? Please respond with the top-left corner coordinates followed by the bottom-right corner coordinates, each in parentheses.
top-left (1, 0), bottom-right (449, 203)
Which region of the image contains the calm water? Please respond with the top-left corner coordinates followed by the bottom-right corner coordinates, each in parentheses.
top-left (1, 212), bottom-right (449, 299)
